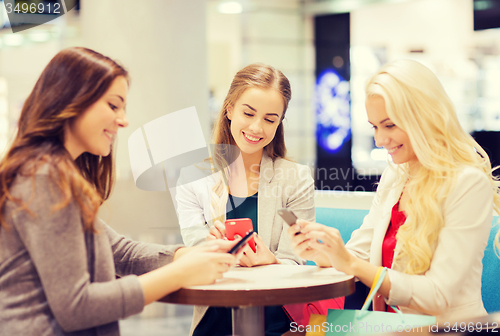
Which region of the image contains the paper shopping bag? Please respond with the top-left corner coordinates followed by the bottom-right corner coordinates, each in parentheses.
top-left (284, 297), bottom-right (344, 328)
top-left (325, 267), bottom-right (435, 335)
top-left (325, 308), bottom-right (436, 335)
top-left (306, 314), bottom-right (327, 336)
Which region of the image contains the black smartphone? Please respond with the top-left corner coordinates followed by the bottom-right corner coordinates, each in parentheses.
top-left (277, 208), bottom-right (301, 235)
top-left (227, 231), bottom-right (255, 255)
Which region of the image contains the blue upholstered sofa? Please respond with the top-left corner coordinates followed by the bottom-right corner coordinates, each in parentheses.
top-left (313, 190), bottom-right (500, 314)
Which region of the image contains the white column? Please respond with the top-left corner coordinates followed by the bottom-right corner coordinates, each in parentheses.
top-left (81, 0), bottom-right (210, 180)
top-left (81, 0), bottom-right (209, 238)
top-left (81, 0), bottom-right (209, 320)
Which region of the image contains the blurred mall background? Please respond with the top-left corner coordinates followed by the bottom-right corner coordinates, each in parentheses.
top-left (1, 0), bottom-right (500, 334)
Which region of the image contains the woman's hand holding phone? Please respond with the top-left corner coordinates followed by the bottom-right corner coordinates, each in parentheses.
top-left (277, 208), bottom-right (301, 235)
top-left (224, 218), bottom-right (256, 252)
top-left (140, 242), bottom-right (238, 305)
top-left (237, 234), bottom-right (279, 267)
top-left (294, 220), bottom-right (354, 272)
top-left (206, 220), bottom-right (226, 241)
top-left (174, 239), bottom-right (238, 260)
top-left (287, 219), bottom-right (333, 268)
top-left (227, 231), bottom-right (255, 255)
top-left (205, 217), bottom-right (279, 266)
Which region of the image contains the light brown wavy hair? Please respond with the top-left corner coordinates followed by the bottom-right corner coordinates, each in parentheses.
top-left (212, 63), bottom-right (291, 161)
top-left (209, 63), bottom-right (292, 224)
top-left (0, 47), bottom-right (128, 232)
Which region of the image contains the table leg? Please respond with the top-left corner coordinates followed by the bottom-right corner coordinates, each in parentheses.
top-left (231, 306), bottom-right (265, 336)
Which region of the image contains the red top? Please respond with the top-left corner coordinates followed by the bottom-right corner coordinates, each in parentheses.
top-left (381, 201), bottom-right (407, 313)
top-left (382, 201), bottom-right (407, 268)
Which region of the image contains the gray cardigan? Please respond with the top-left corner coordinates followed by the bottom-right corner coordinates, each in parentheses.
top-left (0, 166), bottom-right (181, 336)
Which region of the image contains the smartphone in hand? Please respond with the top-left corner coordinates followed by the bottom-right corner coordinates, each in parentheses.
top-left (224, 218), bottom-right (257, 253)
top-left (228, 231), bottom-right (255, 255)
top-left (277, 208), bottom-right (301, 235)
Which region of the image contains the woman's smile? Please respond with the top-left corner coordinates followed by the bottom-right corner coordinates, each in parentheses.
top-left (243, 131), bottom-right (263, 144)
top-left (227, 87), bottom-right (283, 158)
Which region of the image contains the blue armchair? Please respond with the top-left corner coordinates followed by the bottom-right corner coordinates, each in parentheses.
top-left (313, 191), bottom-right (500, 314)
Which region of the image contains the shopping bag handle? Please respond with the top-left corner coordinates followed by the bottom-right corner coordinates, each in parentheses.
top-left (360, 267), bottom-right (402, 318)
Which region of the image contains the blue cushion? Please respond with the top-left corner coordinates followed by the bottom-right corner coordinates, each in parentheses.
top-left (306, 208), bottom-right (368, 266)
top-left (482, 217), bottom-right (500, 313)
top-left (316, 207), bottom-right (369, 243)
top-left (311, 208), bottom-right (500, 314)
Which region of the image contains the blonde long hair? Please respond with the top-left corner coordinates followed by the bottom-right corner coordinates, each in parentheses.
top-left (496, 229), bottom-right (500, 256)
top-left (208, 63), bottom-right (292, 224)
top-left (366, 59), bottom-right (500, 274)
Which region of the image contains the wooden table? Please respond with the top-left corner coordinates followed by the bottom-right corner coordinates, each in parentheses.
top-left (160, 264), bottom-right (355, 336)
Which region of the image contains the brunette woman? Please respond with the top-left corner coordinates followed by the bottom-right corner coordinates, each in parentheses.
top-left (0, 47), bottom-right (237, 336)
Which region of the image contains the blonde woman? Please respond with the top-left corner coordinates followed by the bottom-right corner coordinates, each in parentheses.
top-left (175, 64), bottom-right (315, 335)
top-left (289, 59), bottom-right (500, 321)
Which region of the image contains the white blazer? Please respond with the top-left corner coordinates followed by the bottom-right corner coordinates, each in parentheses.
top-left (174, 154), bottom-right (315, 265)
top-left (346, 165), bottom-right (493, 321)
top-left (174, 154), bottom-right (316, 334)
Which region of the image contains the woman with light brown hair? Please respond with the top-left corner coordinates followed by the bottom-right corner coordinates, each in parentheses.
top-left (175, 63), bottom-right (315, 335)
top-left (0, 47), bottom-right (239, 336)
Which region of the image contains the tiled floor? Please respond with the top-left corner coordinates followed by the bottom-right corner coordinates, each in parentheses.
top-left (120, 304), bottom-right (193, 336)
top-left (120, 316), bottom-right (193, 336)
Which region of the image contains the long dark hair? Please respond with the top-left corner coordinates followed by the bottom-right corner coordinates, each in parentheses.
top-left (0, 47), bottom-right (128, 231)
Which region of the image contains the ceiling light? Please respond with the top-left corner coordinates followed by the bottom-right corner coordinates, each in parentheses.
top-left (3, 34), bottom-right (24, 47)
top-left (29, 30), bottom-right (50, 42)
top-left (217, 1), bottom-right (242, 14)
